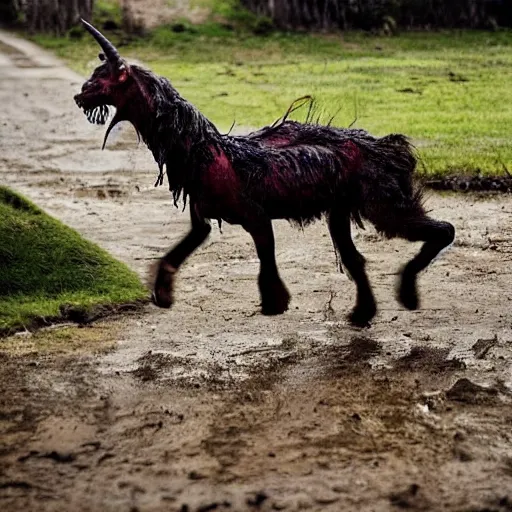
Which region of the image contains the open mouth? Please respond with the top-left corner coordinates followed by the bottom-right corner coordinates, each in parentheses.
top-left (74, 94), bottom-right (110, 125)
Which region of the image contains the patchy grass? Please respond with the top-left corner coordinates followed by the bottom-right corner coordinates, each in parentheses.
top-left (0, 187), bottom-right (147, 334)
top-left (1, 324), bottom-right (119, 356)
top-left (33, 26), bottom-right (512, 176)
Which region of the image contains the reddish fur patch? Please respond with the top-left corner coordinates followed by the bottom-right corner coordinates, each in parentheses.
top-left (203, 147), bottom-right (240, 197)
top-left (198, 146), bottom-right (243, 219)
top-left (340, 140), bottom-right (362, 171)
top-left (131, 73), bottom-right (155, 110)
top-left (260, 136), bottom-right (294, 147)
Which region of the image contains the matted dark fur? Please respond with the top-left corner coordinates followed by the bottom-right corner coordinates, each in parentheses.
top-left (74, 20), bottom-right (455, 327)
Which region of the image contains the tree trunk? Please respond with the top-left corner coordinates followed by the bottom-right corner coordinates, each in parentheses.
top-left (12, 0), bottom-right (94, 34)
top-left (0, 0), bottom-right (19, 23)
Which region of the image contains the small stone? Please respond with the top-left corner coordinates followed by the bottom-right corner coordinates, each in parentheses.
top-left (416, 403), bottom-right (429, 414)
top-left (295, 494), bottom-right (313, 508)
top-left (188, 470), bottom-right (207, 480)
top-left (453, 431), bottom-right (465, 442)
top-left (453, 445), bottom-right (473, 462)
top-left (197, 502), bottom-right (221, 512)
top-left (499, 497), bottom-right (512, 507)
top-left (314, 492), bottom-right (339, 505)
top-left (15, 330), bottom-right (32, 338)
top-left (446, 378), bottom-right (498, 404)
top-left (247, 491), bottom-right (268, 507)
top-left (389, 484), bottom-right (420, 508)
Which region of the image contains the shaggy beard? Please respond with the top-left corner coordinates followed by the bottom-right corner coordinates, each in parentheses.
top-left (84, 105), bottom-right (110, 125)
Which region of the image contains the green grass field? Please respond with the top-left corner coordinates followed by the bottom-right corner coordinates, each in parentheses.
top-left (34, 21), bottom-right (512, 176)
top-left (0, 187), bottom-right (147, 334)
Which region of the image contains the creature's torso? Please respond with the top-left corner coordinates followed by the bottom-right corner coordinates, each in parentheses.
top-left (190, 122), bottom-right (368, 225)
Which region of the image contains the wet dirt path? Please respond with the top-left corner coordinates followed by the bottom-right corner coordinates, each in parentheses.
top-left (1, 31), bottom-right (512, 511)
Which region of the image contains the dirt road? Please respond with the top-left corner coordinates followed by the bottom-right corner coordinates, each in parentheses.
top-left (1, 32), bottom-right (512, 512)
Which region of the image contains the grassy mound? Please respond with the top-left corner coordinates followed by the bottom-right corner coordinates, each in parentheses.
top-left (0, 187), bottom-right (148, 335)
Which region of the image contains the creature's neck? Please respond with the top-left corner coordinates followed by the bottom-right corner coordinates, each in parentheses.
top-left (123, 71), bottom-right (224, 204)
top-left (133, 92), bottom-right (221, 165)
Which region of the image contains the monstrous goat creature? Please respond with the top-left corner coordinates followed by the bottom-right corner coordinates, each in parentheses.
top-left (74, 20), bottom-right (455, 327)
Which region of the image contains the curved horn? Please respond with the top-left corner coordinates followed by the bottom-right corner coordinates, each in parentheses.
top-left (81, 18), bottom-right (121, 65)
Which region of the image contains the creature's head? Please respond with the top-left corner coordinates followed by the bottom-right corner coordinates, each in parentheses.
top-left (74, 19), bottom-right (146, 148)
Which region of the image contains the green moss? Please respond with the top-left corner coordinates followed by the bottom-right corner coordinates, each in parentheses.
top-left (0, 187), bottom-right (147, 334)
top-left (33, 27), bottom-right (512, 176)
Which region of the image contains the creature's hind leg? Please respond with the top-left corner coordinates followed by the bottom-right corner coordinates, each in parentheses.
top-left (396, 216), bottom-right (455, 310)
top-left (328, 210), bottom-right (377, 327)
top-left (242, 217), bottom-right (290, 315)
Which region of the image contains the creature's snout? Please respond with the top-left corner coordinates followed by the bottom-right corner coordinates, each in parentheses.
top-left (73, 79), bottom-right (91, 108)
top-left (74, 90), bottom-right (90, 110)
top-left (74, 78), bottom-right (103, 109)
top-left (73, 88), bottom-right (110, 126)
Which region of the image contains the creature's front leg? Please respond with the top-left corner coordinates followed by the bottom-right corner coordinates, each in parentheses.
top-left (152, 204), bottom-right (211, 308)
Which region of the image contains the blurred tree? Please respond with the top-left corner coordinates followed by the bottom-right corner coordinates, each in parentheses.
top-left (10, 0), bottom-right (94, 34)
top-left (241, 0), bottom-right (511, 30)
top-left (0, 0), bottom-right (19, 23)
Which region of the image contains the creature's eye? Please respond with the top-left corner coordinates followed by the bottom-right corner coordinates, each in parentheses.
top-left (118, 68), bottom-right (128, 83)
top-left (98, 53), bottom-right (106, 62)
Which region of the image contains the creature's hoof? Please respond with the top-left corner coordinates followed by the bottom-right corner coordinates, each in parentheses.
top-left (152, 289), bottom-right (173, 309)
top-left (262, 304), bottom-right (288, 316)
top-left (261, 285), bottom-right (291, 316)
top-left (151, 261), bottom-right (176, 309)
top-left (348, 303), bottom-right (376, 328)
top-left (398, 278), bottom-right (419, 311)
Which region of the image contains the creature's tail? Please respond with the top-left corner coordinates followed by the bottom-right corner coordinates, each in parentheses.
top-left (349, 133), bottom-right (425, 237)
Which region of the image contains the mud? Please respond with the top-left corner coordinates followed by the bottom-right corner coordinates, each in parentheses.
top-left (1, 31), bottom-right (512, 511)
top-left (426, 175), bottom-right (512, 193)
